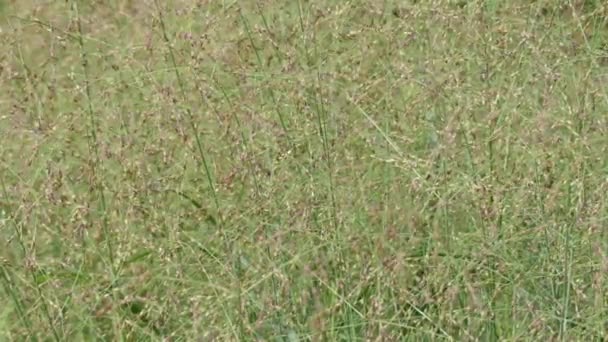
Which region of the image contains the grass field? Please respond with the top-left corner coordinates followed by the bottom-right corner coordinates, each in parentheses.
top-left (1, 0), bottom-right (608, 340)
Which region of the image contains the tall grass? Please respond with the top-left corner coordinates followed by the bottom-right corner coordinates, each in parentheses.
top-left (1, 0), bottom-right (607, 340)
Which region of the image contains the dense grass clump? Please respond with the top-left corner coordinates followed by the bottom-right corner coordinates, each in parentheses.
top-left (1, 1), bottom-right (607, 340)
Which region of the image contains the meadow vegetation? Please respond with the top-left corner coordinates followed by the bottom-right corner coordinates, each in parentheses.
top-left (1, 0), bottom-right (607, 340)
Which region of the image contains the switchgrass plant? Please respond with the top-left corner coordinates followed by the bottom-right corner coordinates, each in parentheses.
top-left (1, 0), bottom-right (607, 340)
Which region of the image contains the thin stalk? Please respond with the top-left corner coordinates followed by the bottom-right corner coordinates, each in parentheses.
top-left (72, 1), bottom-right (115, 271)
top-left (313, 73), bottom-right (338, 231)
top-left (154, 0), bottom-right (220, 218)
top-left (297, 0), bottom-right (339, 231)
top-left (310, 73), bottom-right (339, 231)
top-left (560, 181), bottom-right (574, 341)
top-left (153, 6), bottom-right (237, 337)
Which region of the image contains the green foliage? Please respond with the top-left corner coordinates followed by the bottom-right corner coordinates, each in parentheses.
top-left (1, 0), bottom-right (607, 340)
